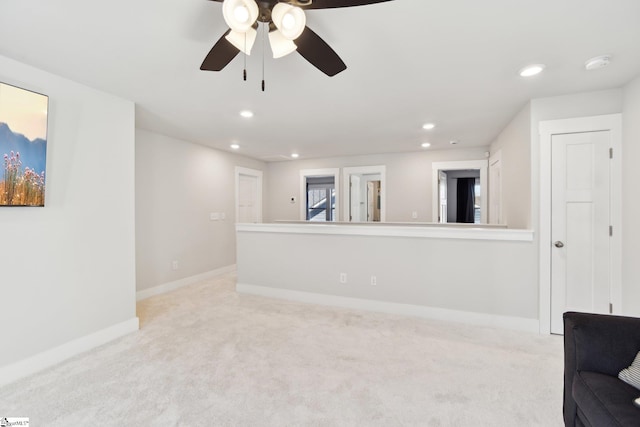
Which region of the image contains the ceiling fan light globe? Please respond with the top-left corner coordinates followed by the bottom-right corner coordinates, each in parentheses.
top-left (282, 13), bottom-right (296, 30)
top-left (271, 3), bottom-right (306, 40)
top-left (268, 30), bottom-right (297, 58)
top-left (233, 5), bottom-right (250, 23)
top-left (222, 0), bottom-right (258, 33)
top-left (225, 28), bottom-right (257, 55)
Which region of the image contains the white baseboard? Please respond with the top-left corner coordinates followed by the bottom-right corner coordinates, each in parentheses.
top-left (0, 317), bottom-right (139, 387)
top-left (137, 264), bottom-right (236, 301)
top-left (237, 283), bottom-right (540, 333)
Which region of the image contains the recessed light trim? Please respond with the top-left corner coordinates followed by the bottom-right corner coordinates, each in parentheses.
top-left (585, 55), bottom-right (611, 71)
top-left (421, 142), bottom-right (431, 148)
top-left (449, 140), bottom-right (459, 145)
top-left (240, 110), bottom-right (254, 118)
top-left (422, 123), bottom-right (435, 130)
top-left (519, 64), bottom-right (545, 77)
top-left (230, 144), bottom-right (240, 150)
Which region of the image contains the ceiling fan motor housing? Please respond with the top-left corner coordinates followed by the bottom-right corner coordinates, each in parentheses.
top-left (257, 1), bottom-right (274, 22)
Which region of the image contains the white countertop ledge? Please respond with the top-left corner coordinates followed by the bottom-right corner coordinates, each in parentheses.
top-left (236, 223), bottom-right (534, 242)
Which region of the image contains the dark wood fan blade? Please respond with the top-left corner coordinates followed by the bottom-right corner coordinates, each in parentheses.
top-left (302, 0), bottom-right (393, 9)
top-left (296, 26), bottom-right (346, 76)
top-left (200, 30), bottom-right (240, 71)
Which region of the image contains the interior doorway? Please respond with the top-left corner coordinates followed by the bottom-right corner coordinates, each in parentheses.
top-left (366, 180), bottom-right (381, 222)
top-left (349, 173), bottom-right (381, 221)
top-left (342, 165), bottom-right (386, 222)
top-left (235, 167), bottom-right (262, 223)
top-left (437, 170), bottom-right (481, 223)
top-left (305, 176), bottom-right (336, 221)
top-left (300, 168), bottom-right (340, 221)
top-left (432, 160), bottom-right (487, 224)
top-left (539, 114), bottom-right (622, 335)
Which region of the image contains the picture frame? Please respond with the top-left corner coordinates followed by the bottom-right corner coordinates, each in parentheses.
top-left (0, 82), bottom-right (49, 207)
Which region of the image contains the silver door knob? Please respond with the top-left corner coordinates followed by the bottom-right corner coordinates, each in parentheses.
top-left (554, 241), bottom-right (564, 248)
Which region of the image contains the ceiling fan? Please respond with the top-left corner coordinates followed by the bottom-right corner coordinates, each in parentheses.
top-left (201, 0), bottom-right (393, 78)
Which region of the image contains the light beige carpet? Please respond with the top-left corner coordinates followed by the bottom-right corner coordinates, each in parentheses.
top-left (0, 273), bottom-right (564, 426)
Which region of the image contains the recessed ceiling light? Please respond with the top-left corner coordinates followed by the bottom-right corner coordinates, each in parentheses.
top-left (230, 144), bottom-right (240, 150)
top-left (422, 123), bottom-right (435, 130)
top-left (421, 142), bottom-right (431, 148)
top-left (240, 110), bottom-right (254, 118)
top-left (519, 64), bottom-right (545, 77)
top-left (585, 55), bottom-right (611, 71)
top-left (291, 153), bottom-right (299, 158)
top-left (449, 140), bottom-right (459, 145)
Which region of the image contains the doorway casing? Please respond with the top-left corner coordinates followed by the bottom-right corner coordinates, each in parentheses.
top-left (538, 114), bottom-right (622, 334)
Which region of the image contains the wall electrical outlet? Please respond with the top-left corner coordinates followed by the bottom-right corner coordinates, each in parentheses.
top-left (371, 276), bottom-right (377, 286)
top-left (172, 260), bottom-right (179, 270)
top-left (412, 211), bottom-right (418, 219)
top-left (339, 273), bottom-right (347, 284)
top-left (210, 212), bottom-right (220, 221)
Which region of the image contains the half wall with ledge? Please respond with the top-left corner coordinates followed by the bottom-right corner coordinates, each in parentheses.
top-left (236, 222), bottom-right (538, 332)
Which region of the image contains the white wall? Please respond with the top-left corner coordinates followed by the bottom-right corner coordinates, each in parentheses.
top-left (489, 103), bottom-right (532, 229)
top-left (135, 129), bottom-right (266, 291)
top-left (622, 75), bottom-right (640, 316)
top-left (0, 55), bottom-right (137, 369)
top-left (267, 148), bottom-right (489, 223)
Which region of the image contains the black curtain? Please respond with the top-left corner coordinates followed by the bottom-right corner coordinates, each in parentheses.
top-left (456, 178), bottom-right (475, 223)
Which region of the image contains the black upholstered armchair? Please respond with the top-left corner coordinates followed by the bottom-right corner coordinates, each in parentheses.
top-left (564, 311), bottom-right (640, 427)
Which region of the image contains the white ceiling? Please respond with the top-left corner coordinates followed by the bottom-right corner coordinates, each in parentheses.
top-left (1, 0), bottom-right (639, 161)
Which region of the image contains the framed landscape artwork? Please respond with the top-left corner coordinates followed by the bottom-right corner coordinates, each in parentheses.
top-left (0, 82), bottom-right (49, 206)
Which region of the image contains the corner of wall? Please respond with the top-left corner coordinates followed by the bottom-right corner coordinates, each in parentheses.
top-left (135, 129), bottom-right (265, 292)
top-left (621, 74), bottom-right (640, 316)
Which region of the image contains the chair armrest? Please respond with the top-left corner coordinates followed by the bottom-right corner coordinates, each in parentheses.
top-left (563, 311), bottom-right (640, 426)
top-left (565, 311), bottom-right (640, 375)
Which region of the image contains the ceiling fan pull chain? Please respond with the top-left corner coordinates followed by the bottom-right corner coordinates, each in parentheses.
top-left (261, 22), bottom-right (266, 92)
top-left (243, 33), bottom-right (247, 81)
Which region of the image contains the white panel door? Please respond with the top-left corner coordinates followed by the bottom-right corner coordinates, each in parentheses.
top-left (438, 170), bottom-right (447, 223)
top-left (349, 175), bottom-right (361, 221)
top-left (489, 153), bottom-right (502, 224)
top-left (550, 131), bottom-right (611, 334)
top-left (238, 174), bottom-right (258, 223)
